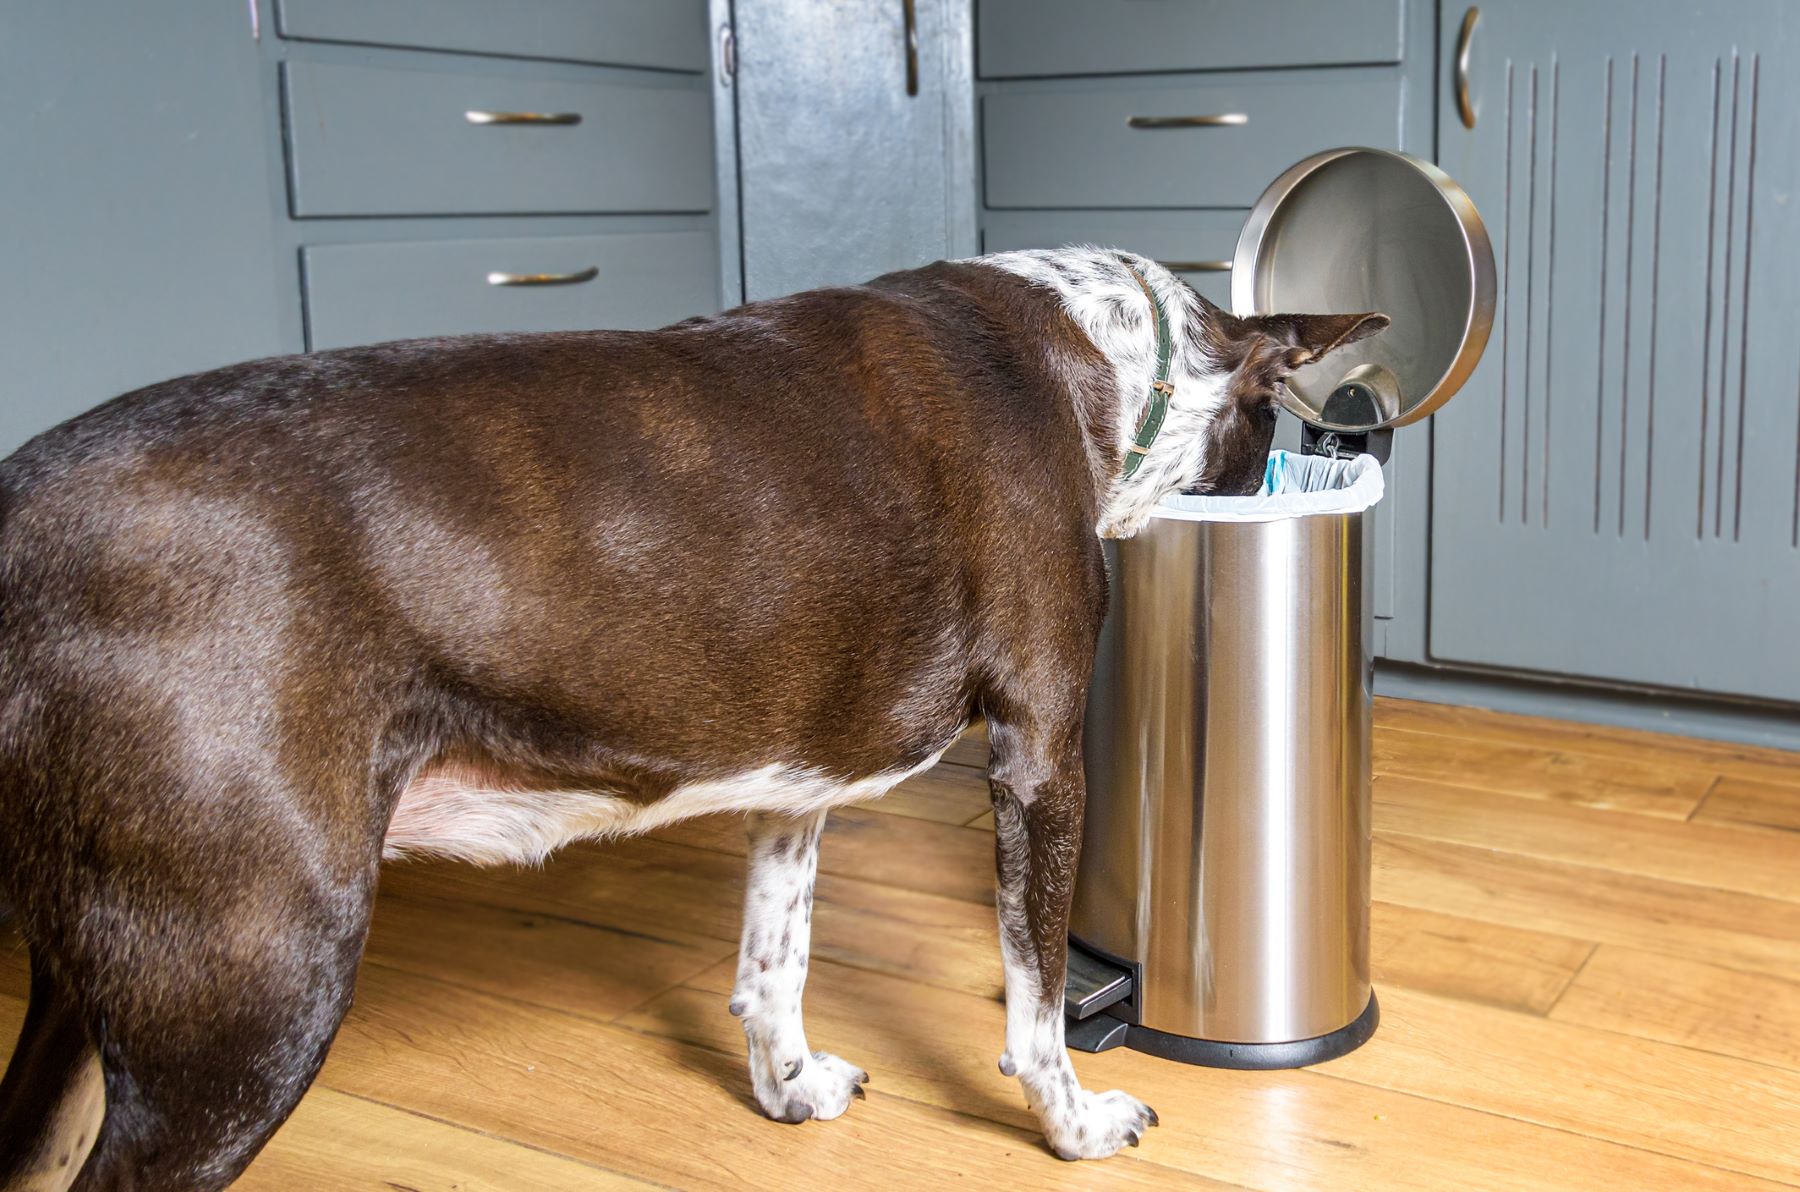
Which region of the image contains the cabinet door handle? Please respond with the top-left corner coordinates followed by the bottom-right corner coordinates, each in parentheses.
top-left (465, 110), bottom-right (583, 126)
top-left (902, 0), bottom-right (919, 97)
top-left (1157, 260), bottom-right (1232, 273)
top-left (1455, 7), bottom-right (1480, 129)
top-left (487, 267), bottom-right (599, 287)
top-left (1127, 113), bottom-right (1248, 129)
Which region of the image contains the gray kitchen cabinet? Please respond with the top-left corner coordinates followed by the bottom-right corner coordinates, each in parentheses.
top-left (0, 2), bottom-right (290, 455)
top-left (982, 69), bottom-right (1403, 209)
top-left (276, 0), bottom-right (710, 72)
top-left (284, 59), bottom-right (714, 218)
top-left (734, 0), bottom-right (976, 300)
top-left (977, 0), bottom-right (1403, 78)
top-left (303, 230), bottom-right (721, 349)
top-left (1431, 0), bottom-right (1800, 703)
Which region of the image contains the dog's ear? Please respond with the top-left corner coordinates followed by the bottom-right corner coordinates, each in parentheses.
top-left (1231, 311), bottom-right (1389, 373)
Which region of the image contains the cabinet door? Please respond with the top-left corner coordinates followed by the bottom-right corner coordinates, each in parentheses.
top-left (0, 2), bottom-right (288, 455)
top-left (734, 0), bottom-right (964, 300)
top-left (1431, 0), bottom-right (1800, 702)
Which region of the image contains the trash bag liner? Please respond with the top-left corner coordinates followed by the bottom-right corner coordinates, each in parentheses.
top-left (1153, 450), bottom-right (1385, 524)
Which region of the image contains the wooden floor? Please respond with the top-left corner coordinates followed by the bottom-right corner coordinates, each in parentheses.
top-left (4, 698), bottom-right (1800, 1189)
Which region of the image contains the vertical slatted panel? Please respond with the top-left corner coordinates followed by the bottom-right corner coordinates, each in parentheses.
top-left (1430, 0), bottom-right (1800, 703)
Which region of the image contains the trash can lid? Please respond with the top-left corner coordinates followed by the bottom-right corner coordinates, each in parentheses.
top-left (1232, 148), bottom-right (1496, 433)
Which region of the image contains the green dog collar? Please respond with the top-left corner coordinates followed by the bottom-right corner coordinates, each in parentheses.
top-left (1122, 267), bottom-right (1174, 479)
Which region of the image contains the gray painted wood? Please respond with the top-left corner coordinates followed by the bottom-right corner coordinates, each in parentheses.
top-left (1367, 0), bottom-right (1446, 664)
top-left (284, 59), bottom-right (713, 216)
top-left (303, 230), bottom-right (720, 349)
top-left (277, 0), bottom-right (709, 72)
top-left (735, 0), bottom-right (968, 300)
top-left (1430, 0), bottom-right (1800, 703)
top-left (983, 69), bottom-right (1403, 209)
top-left (978, 0), bottom-right (1403, 79)
top-left (0, 1), bottom-right (289, 456)
top-left (980, 210), bottom-right (1246, 307)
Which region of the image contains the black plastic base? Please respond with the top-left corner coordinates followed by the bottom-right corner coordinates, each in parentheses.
top-left (1067, 992), bottom-right (1380, 1070)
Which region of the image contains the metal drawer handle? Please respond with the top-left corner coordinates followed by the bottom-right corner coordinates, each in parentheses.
top-left (1454, 7), bottom-right (1480, 129)
top-left (902, 0), bottom-right (919, 97)
top-left (465, 110), bottom-right (583, 126)
top-left (1127, 113), bottom-right (1248, 129)
top-left (487, 267), bottom-right (598, 287)
top-left (1158, 260), bottom-right (1231, 273)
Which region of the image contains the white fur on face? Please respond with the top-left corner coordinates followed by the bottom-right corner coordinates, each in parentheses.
top-left (974, 248), bottom-right (1232, 538)
top-left (730, 810), bottom-right (870, 1123)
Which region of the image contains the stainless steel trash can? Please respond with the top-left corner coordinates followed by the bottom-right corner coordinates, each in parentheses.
top-left (1065, 149), bottom-right (1495, 1068)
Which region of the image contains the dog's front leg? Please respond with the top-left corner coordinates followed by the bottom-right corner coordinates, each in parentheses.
top-left (731, 809), bottom-right (870, 1123)
top-left (990, 723), bottom-right (1158, 1159)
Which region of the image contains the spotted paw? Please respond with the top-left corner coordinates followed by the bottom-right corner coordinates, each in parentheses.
top-left (754, 1050), bottom-right (870, 1124)
top-left (1039, 1088), bottom-right (1159, 1160)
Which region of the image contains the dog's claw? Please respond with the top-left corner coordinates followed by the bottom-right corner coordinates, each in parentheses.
top-left (1127, 1131), bottom-right (1141, 1147)
top-left (1145, 1105), bottom-right (1159, 1128)
top-left (783, 1057), bottom-right (804, 1081)
top-left (851, 1083), bottom-right (866, 1100)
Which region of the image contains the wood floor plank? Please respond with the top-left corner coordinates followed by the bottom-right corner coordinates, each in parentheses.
top-left (1376, 698), bottom-right (1800, 789)
top-left (316, 964), bottom-right (1217, 1190)
top-left (1374, 833), bottom-right (1800, 983)
top-left (1321, 985), bottom-right (1800, 1185)
top-left (236, 1087), bottom-right (657, 1190)
top-left (1550, 947), bottom-right (1800, 1073)
top-left (653, 806), bottom-right (998, 905)
top-left (1694, 776), bottom-right (1800, 834)
top-left (363, 890), bottom-right (734, 1024)
top-left (942, 721), bottom-right (989, 770)
top-left (1370, 903), bottom-right (1593, 1017)
top-left (871, 763), bottom-right (992, 825)
top-left (0, 993), bottom-right (657, 1192)
top-left (618, 958), bottom-right (1777, 1192)
top-left (1372, 725), bottom-right (1713, 819)
top-left (1375, 775), bottom-right (1800, 903)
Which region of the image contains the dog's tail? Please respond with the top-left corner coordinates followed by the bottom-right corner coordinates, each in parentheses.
top-left (0, 949), bottom-right (105, 1192)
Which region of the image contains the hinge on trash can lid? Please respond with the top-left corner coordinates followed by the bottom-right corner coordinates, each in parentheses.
top-left (1301, 422), bottom-right (1393, 464)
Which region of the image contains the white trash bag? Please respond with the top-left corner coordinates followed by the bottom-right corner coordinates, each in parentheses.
top-left (1153, 450), bottom-right (1385, 524)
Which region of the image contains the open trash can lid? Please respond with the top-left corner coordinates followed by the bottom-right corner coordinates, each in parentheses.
top-left (1232, 148), bottom-right (1496, 433)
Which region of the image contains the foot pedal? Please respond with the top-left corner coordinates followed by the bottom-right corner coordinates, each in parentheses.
top-left (1066, 1012), bottom-right (1131, 1053)
top-left (1064, 946), bottom-right (1132, 1021)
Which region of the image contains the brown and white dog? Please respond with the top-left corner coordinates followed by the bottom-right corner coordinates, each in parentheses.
top-left (0, 248), bottom-right (1384, 1189)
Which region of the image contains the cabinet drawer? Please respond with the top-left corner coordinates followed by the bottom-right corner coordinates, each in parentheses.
top-left (284, 60), bottom-right (713, 217)
top-left (978, 0), bottom-right (1402, 78)
top-left (276, 0), bottom-right (709, 73)
top-left (983, 210), bottom-right (1246, 308)
top-left (302, 231), bottom-right (720, 350)
top-left (983, 69), bottom-right (1401, 210)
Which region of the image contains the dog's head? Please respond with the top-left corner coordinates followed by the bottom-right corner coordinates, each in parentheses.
top-left (1180, 301), bottom-right (1390, 498)
top-left (1089, 258), bottom-right (1386, 536)
top-left (978, 248), bottom-right (1389, 536)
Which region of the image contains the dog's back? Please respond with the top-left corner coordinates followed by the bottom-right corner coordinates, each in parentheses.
top-left (0, 262), bottom-right (1109, 1189)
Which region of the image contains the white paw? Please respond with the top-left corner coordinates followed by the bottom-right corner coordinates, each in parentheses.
top-left (753, 1050), bottom-right (870, 1124)
top-left (1038, 1087), bottom-right (1159, 1160)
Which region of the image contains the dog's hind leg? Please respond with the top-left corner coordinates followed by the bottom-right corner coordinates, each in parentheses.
top-left (0, 826), bottom-right (380, 1192)
top-left (729, 810), bottom-right (869, 1124)
top-left (986, 711), bottom-right (1157, 1160)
